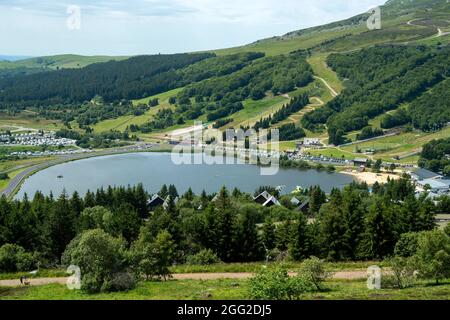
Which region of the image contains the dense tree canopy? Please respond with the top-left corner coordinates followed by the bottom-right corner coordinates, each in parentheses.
top-left (0, 176), bottom-right (446, 273)
top-left (301, 45), bottom-right (450, 145)
top-left (419, 138), bottom-right (450, 174)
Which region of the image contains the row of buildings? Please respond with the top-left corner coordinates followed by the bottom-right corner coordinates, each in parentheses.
top-left (147, 190), bottom-right (311, 213)
top-left (411, 168), bottom-right (450, 198)
top-left (0, 132), bottom-right (76, 147)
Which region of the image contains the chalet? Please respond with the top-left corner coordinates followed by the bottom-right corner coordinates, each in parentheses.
top-left (353, 158), bottom-right (368, 167)
top-left (163, 196), bottom-right (179, 210)
top-left (410, 168), bottom-right (443, 181)
top-left (253, 191), bottom-right (272, 205)
top-left (147, 194), bottom-right (165, 210)
top-left (436, 214), bottom-right (450, 225)
top-left (297, 199), bottom-right (310, 214)
top-left (290, 197), bottom-right (301, 206)
top-left (253, 191), bottom-right (281, 207)
top-left (262, 196), bottom-right (281, 208)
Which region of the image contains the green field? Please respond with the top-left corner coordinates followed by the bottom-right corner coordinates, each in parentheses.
top-left (213, 25), bottom-right (367, 56)
top-left (0, 54), bottom-right (128, 71)
top-left (223, 95), bottom-right (288, 129)
top-left (0, 114), bottom-right (63, 131)
top-left (340, 126), bottom-right (450, 161)
top-left (307, 53), bottom-right (344, 95)
top-left (1, 278), bottom-right (449, 300)
top-left (92, 88), bottom-right (183, 133)
top-left (306, 148), bottom-right (357, 161)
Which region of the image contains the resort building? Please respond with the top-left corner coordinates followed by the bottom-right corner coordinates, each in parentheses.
top-left (416, 179), bottom-right (450, 194)
top-left (353, 158), bottom-right (369, 167)
top-left (410, 168), bottom-right (443, 181)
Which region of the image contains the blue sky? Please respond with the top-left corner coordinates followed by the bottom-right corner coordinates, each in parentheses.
top-left (0, 0), bottom-right (386, 56)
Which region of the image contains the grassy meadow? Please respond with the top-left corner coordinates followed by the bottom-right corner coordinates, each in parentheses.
top-left (1, 278), bottom-right (449, 300)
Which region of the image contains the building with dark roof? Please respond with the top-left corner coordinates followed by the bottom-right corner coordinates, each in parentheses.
top-left (411, 168), bottom-right (443, 181)
top-left (147, 194), bottom-right (166, 210)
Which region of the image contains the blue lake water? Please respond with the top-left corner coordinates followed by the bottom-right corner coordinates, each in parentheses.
top-left (16, 152), bottom-right (355, 198)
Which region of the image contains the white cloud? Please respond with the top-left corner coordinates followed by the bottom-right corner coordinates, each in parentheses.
top-left (0, 0), bottom-right (387, 56)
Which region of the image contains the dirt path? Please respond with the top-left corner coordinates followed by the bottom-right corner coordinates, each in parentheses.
top-left (407, 19), bottom-right (449, 38)
top-left (0, 271), bottom-right (368, 287)
top-left (313, 76), bottom-right (338, 98)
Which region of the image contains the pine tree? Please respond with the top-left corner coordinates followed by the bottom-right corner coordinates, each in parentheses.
top-left (159, 185), bottom-right (168, 198)
top-left (168, 185), bottom-right (179, 199)
top-left (289, 213), bottom-right (310, 261)
top-left (262, 219), bottom-right (276, 251)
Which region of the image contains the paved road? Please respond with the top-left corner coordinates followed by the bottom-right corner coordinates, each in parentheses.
top-left (0, 154), bottom-right (95, 198)
top-left (0, 271), bottom-right (368, 287)
top-left (0, 144), bottom-right (163, 199)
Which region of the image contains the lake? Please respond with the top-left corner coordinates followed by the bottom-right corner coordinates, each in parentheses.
top-left (16, 152), bottom-right (355, 198)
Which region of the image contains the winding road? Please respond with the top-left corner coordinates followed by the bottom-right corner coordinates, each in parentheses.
top-left (0, 144), bottom-right (164, 199)
top-left (407, 19), bottom-right (450, 38)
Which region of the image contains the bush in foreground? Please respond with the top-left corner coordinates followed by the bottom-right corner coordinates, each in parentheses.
top-left (413, 230), bottom-right (450, 284)
top-left (186, 249), bottom-right (221, 266)
top-left (249, 257), bottom-right (331, 300)
top-left (384, 256), bottom-right (416, 289)
top-left (62, 229), bottom-right (132, 293)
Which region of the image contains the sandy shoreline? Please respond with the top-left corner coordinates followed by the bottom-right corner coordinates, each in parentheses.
top-left (342, 170), bottom-right (400, 185)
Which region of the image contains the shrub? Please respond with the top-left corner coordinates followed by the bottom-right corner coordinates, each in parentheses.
top-left (62, 229), bottom-right (129, 293)
top-left (384, 256), bottom-right (416, 289)
top-left (0, 244), bottom-right (36, 272)
top-left (109, 272), bottom-right (136, 292)
top-left (186, 249), bottom-right (221, 266)
top-left (15, 252), bottom-right (37, 272)
top-left (298, 257), bottom-right (333, 291)
top-left (249, 267), bottom-right (297, 300)
top-left (444, 224), bottom-right (450, 237)
top-left (249, 257), bottom-right (331, 300)
top-left (413, 230), bottom-right (450, 284)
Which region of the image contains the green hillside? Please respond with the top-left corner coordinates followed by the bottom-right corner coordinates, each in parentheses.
top-left (214, 0), bottom-right (450, 56)
top-left (1, 0), bottom-right (449, 163)
top-left (0, 54), bottom-right (129, 77)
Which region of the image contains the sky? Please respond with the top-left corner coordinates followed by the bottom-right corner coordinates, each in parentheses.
top-left (0, 0), bottom-right (386, 56)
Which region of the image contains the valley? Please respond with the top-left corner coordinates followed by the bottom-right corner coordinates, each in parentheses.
top-left (1, 0), bottom-right (450, 303)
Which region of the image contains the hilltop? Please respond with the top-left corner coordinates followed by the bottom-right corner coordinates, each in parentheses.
top-left (0, 54), bottom-right (128, 78)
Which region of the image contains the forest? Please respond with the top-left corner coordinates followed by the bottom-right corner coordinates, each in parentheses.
top-left (132, 53), bottom-right (313, 133)
top-left (0, 52), bottom-right (264, 109)
top-left (1, 178), bottom-right (448, 273)
top-left (0, 53), bottom-right (212, 107)
top-left (254, 94), bottom-right (310, 131)
top-left (301, 45), bottom-right (450, 145)
top-left (419, 138), bottom-right (450, 175)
